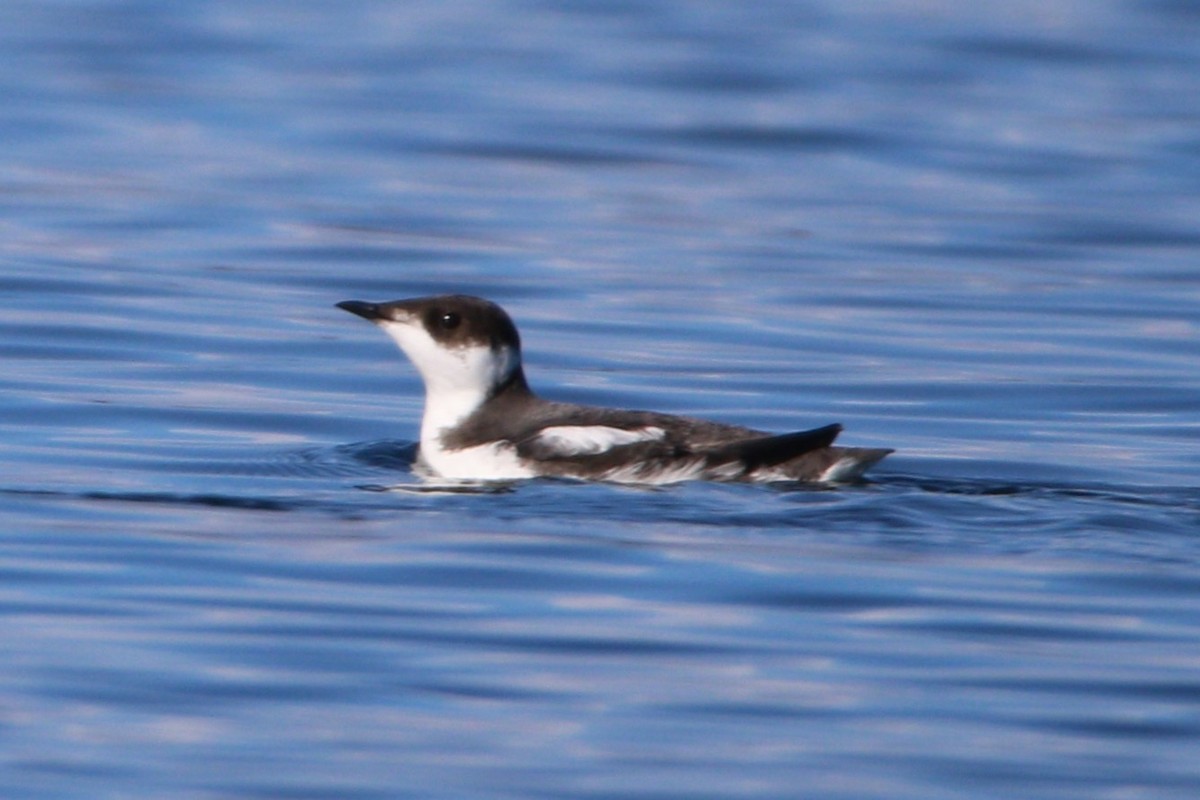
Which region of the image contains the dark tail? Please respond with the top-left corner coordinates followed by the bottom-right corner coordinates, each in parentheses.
top-left (704, 423), bottom-right (843, 474)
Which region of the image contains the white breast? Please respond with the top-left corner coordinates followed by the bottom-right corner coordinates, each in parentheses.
top-left (418, 439), bottom-right (535, 481)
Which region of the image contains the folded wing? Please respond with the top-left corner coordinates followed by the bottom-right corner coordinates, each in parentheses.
top-left (514, 421), bottom-right (850, 483)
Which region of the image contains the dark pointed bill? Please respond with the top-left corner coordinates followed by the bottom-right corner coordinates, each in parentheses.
top-left (336, 300), bottom-right (384, 321)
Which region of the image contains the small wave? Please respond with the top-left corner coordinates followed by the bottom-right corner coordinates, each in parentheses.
top-left (880, 473), bottom-right (1199, 510)
top-left (358, 482), bottom-right (516, 495)
top-left (221, 440), bottom-right (418, 478)
top-left (2, 487), bottom-right (310, 512)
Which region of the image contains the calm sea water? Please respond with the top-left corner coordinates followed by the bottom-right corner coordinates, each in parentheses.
top-left (3, 1), bottom-right (1200, 798)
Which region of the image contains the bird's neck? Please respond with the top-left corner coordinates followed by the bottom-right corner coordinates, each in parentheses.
top-left (419, 365), bottom-right (532, 447)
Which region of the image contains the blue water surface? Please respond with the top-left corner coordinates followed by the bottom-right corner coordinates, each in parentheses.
top-left (2, 2), bottom-right (1200, 798)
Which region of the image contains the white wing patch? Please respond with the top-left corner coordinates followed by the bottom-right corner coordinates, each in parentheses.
top-left (530, 425), bottom-right (667, 456)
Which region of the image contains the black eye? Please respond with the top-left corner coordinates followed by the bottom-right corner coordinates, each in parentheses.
top-left (436, 311), bottom-right (461, 330)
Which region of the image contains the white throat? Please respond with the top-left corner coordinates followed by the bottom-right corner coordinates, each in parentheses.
top-left (413, 347), bottom-right (518, 443)
top-left (411, 344), bottom-right (522, 480)
top-left (376, 318), bottom-right (518, 446)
